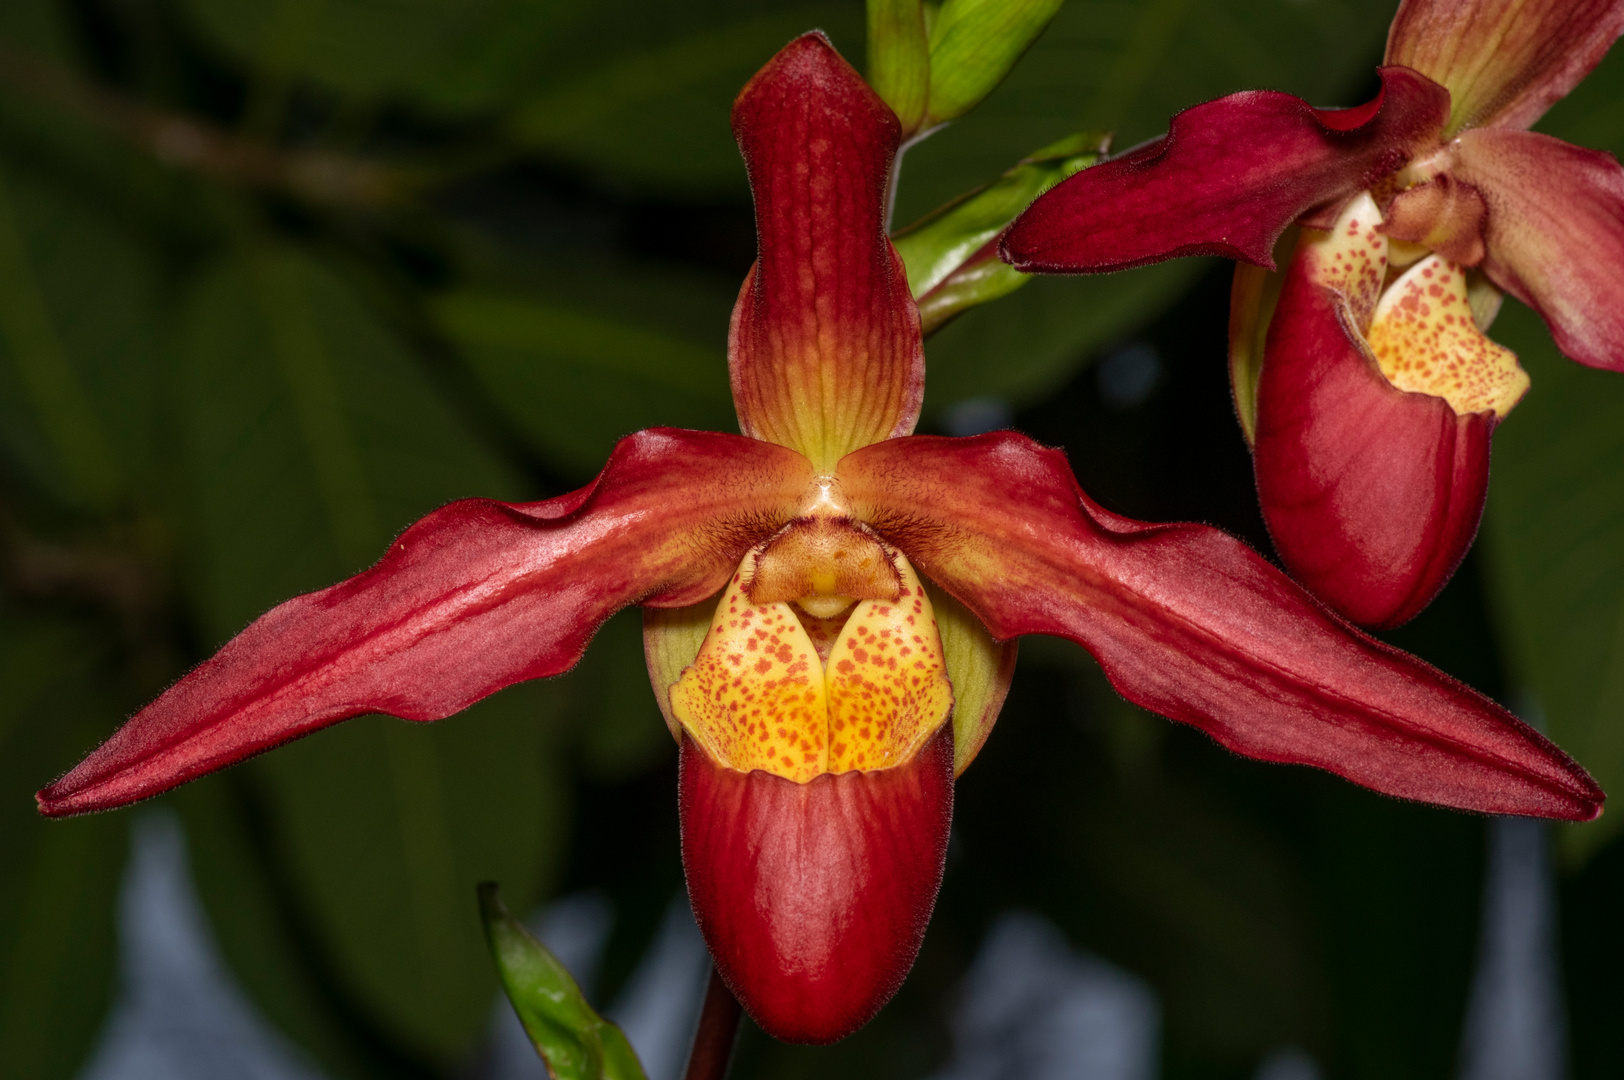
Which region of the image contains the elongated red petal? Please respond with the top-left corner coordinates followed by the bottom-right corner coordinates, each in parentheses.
top-left (729, 33), bottom-right (925, 472)
top-left (1386, 0), bottom-right (1624, 134)
top-left (999, 68), bottom-right (1450, 273)
top-left (1449, 127), bottom-right (1624, 371)
top-left (1253, 250), bottom-right (1493, 630)
top-left (39, 430), bottom-right (813, 817)
top-left (840, 433), bottom-right (1602, 820)
top-left (680, 727), bottom-right (952, 1044)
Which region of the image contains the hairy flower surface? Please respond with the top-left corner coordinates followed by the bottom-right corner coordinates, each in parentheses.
top-left (39, 31), bottom-right (1603, 1045)
top-left (1003, 0), bottom-right (1624, 629)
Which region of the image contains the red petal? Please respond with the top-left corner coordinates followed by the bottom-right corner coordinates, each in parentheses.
top-left (1386, 0), bottom-right (1624, 133)
top-left (1449, 127), bottom-right (1624, 371)
top-left (999, 67), bottom-right (1450, 273)
top-left (38, 430), bottom-right (812, 817)
top-left (1253, 248), bottom-right (1493, 630)
top-left (680, 727), bottom-right (952, 1043)
top-left (840, 433), bottom-right (1602, 820)
top-left (729, 33), bottom-right (925, 472)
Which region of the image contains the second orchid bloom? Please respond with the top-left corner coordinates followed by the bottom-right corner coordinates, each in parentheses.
top-left (37, 32), bottom-right (1603, 1048)
top-left (1005, 0), bottom-right (1624, 629)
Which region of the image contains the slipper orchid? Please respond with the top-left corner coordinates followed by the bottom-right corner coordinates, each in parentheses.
top-left (1002, 0), bottom-right (1624, 629)
top-left (38, 31), bottom-right (1603, 1046)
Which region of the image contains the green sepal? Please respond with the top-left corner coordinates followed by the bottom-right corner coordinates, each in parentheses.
top-left (926, 0), bottom-right (1065, 125)
top-left (478, 883), bottom-right (647, 1080)
top-left (867, 0), bottom-right (931, 135)
top-left (893, 132), bottom-right (1107, 334)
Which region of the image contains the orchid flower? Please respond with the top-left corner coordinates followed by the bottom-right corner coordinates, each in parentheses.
top-left (1002, 0), bottom-right (1624, 630)
top-left (38, 32), bottom-right (1602, 1045)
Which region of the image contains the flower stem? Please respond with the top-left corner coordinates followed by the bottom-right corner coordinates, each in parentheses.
top-left (682, 964), bottom-right (743, 1080)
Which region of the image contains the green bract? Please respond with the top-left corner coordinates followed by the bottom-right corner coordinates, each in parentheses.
top-left (893, 132), bottom-right (1107, 333)
top-left (926, 0), bottom-right (1064, 126)
top-left (478, 883), bottom-right (647, 1080)
top-left (867, 0), bottom-right (931, 134)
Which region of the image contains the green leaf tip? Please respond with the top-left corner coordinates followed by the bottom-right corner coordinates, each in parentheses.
top-left (478, 882), bottom-right (647, 1080)
top-left (894, 130), bottom-right (1108, 334)
top-left (926, 0), bottom-right (1066, 125)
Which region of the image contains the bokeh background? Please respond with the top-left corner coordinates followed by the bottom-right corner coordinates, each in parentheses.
top-left (1, 0), bottom-right (1622, 1077)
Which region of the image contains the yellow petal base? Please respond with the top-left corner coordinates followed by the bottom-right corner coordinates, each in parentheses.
top-left (670, 546), bottom-right (954, 782)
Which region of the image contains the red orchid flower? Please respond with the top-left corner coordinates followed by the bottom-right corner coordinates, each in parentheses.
top-left (38, 32), bottom-right (1603, 1045)
top-left (1002, 0), bottom-right (1624, 630)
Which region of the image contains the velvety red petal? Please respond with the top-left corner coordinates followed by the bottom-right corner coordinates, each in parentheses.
top-left (999, 67), bottom-right (1450, 274)
top-left (1449, 127), bottom-right (1624, 371)
top-left (840, 433), bottom-right (1602, 820)
top-left (1253, 250), bottom-right (1493, 630)
top-left (1386, 0), bottom-right (1624, 133)
top-left (39, 430), bottom-right (812, 817)
top-left (729, 32), bottom-right (925, 472)
top-left (680, 727), bottom-right (953, 1044)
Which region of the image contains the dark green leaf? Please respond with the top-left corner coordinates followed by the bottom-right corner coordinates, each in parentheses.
top-left (0, 158), bottom-right (162, 508)
top-left (1477, 40), bottom-right (1624, 865)
top-left (921, 259), bottom-right (1200, 412)
top-left (177, 772), bottom-right (430, 1080)
top-left (0, 609), bottom-right (127, 1080)
top-left (1481, 312), bottom-right (1624, 864)
top-left (256, 686), bottom-right (568, 1064)
top-left (173, 243), bottom-right (566, 1060)
top-left (433, 284), bottom-right (735, 479)
top-left (564, 609), bottom-right (677, 781)
top-left (175, 244), bottom-right (523, 635)
top-left (506, 2), bottom-right (864, 194)
top-left (479, 882), bottom-right (647, 1080)
top-left (179, 0), bottom-right (594, 115)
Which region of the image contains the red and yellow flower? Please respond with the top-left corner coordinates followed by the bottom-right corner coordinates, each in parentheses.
top-left (39, 32), bottom-right (1603, 1043)
top-left (1003, 0), bottom-right (1624, 629)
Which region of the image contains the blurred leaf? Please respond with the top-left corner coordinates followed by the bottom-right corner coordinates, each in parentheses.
top-left (0, 158), bottom-right (162, 508)
top-left (180, 0), bottom-right (593, 115)
top-left (0, 609), bottom-right (127, 1080)
top-left (1482, 316), bottom-right (1624, 864)
top-left (867, 0), bottom-right (930, 134)
top-left (174, 243), bottom-right (524, 636)
top-left (956, 646), bottom-right (1329, 1067)
top-left (0, 0), bottom-right (76, 60)
top-left (899, 0), bottom-right (1390, 412)
top-left (565, 608), bottom-right (677, 781)
top-left (257, 685), bottom-right (568, 1064)
top-left (507, 2), bottom-right (864, 194)
top-left (1478, 40), bottom-right (1624, 865)
top-left (434, 283), bottom-right (735, 479)
top-left (479, 882), bottom-right (647, 1080)
top-left (177, 773), bottom-right (429, 1080)
top-left (921, 259), bottom-right (1200, 412)
top-left (895, 131), bottom-right (1105, 333)
top-left (925, 0), bottom-right (1063, 126)
top-left (173, 244), bottom-right (565, 1060)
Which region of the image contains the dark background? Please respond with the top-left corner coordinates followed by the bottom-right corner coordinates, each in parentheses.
top-left (1, 0), bottom-right (1622, 1077)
